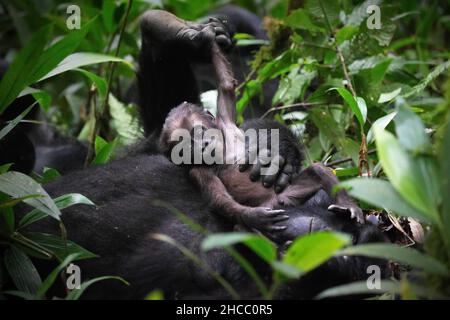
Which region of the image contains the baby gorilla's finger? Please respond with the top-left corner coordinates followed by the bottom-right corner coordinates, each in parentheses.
top-left (272, 215), bottom-right (290, 222)
top-left (268, 225), bottom-right (287, 232)
top-left (263, 209), bottom-right (285, 217)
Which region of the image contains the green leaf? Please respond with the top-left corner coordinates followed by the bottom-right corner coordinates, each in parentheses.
top-left (335, 25), bottom-right (358, 44)
top-left (306, 0), bottom-right (340, 29)
top-left (286, 9), bottom-right (325, 33)
top-left (378, 88), bottom-right (402, 103)
top-left (283, 231), bottom-right (351, 273)
top-left (18, 88), bottom-right (52, 112)
top-left (0, 25), bottom-right (51, 114)
top-left (27, 18), bottom-right (96, 84)
top-left (340, 178), bottom-right (436, 224)
top-left (403, 60), bottom-right (450, 98)
top-left (92, 137), bottom-right (118, 165)
top-left (19, 193), bottom-right (94, 229)
top-left (66, 276), bottom-right (128, 300)
top-left (25, 233), bottom-right (97, 261)
top-left (328, 88), bottom-right (366, 126)
top-left (0, 163), bottom-right (12, 174)
top-left (102, 0), bottom-right (116, 33)
top-left (36, 253), bottom-right (81, 299)
top-left (40, 167), bottom-right (61, 184)
top-left (394, 105), bottom-right (430, 154)
top-left (440, 115), bottom-right (450, 247)
top-left (337, 243), bottom-right (449, 276)
top-left (201, 232), bottom-right (277, 264)
top-left (374, 128), bottom-right (440, 223)
top-left (145, 289), bottom-right (164, 300)
top-left (4, 246), bottom-right (42, 295)
top-left (367, 111), bottom-right (397, 144)
top-left (74, 68), bottom-right (107, 99)
top-left (317, 280), bottom-right (398, 299)
top-left (39, 53), bottom-right (132, 82)
top-left (346, 0), bottom-right (382, 26)
top-left (0, 103), bottom-right (36, 141)
top-left (0, 171), bottom-right (61, 221)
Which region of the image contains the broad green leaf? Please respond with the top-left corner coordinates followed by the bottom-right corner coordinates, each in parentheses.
top-left (340, 178), bottom-right (436, 224)
top-left (317, 280), bottom-right (442, 299)
top-left (394, 105), bottom-right (430, 154)
top-left (19, 193), bottom-right (94, 229)
top-left (74, 68), bottom-right (107, 99)
top-left (27, 18), bottom-right (95, 84)
top-left (201, 232), bottom-right (277, 264)
top-left (335, 25), bottom-right (358, 44)
top-left (25, 233), bottom-right (97, 261)
top-left (18, 88), bottom-right (52, 112)
top-left (367, 111), bottom-right (397, 144)
top-left (39, 53), bottom-right (132, 82)
top-left (0, 25), bottom-right (51, 114)
top-left (66, 276), bottom-right (128, 300)
top-left (94, 135), bottom-right (108, 155)
top-left (374, 128), bottom-right (440, 222)
top-left (337, 244), bottom-right (449, 276)
top-left (0, 192), bottom-right (15, 233)
top-left (329, 88), bottom-right (366, 126)
top-left (317, 280), bottom-right (399, 299)
top-left (378, 88), bottom-right (402, 103)
top-left (283, 231), bottom-right (351, 273)
top-left (4, 246), bottom-right (42, 295)
top-left (236, 39), bottom-right (270, 46)
top-left (403, 60), bottom-right (450, 98)
top-left (0, 163), bottom-right (12, 174)
top-left (39, 167), bottom-right (61, 184)
top-left (441, 115), bottom-right (450, 247)
top-left (271, 261), bottom-right (302, 279)
top-left (0, 171), bottom-right (61, 221)
top-left (286, 9), bottom-right (325, 33)
top-left (102, 0), bottom-right (116, 33)
top-left (0, 103), bottom-right (36, 141)
top-left (36, 253), bottom-right (81, 299)
top-left (92, 137), bottom-right (118, 165)
top-left (346, 0), bottom-right (382, 26)
top-left (306, 0), bottom-right (340, 29)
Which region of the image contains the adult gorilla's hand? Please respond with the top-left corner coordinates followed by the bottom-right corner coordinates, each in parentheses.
top-left (238, 119), bottom-right (303, 194)
top-left (140, 10), bottom-right (234, 59)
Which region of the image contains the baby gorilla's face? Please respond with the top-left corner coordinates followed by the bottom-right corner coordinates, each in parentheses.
top-left (160, 102), bottom-right (219, 160)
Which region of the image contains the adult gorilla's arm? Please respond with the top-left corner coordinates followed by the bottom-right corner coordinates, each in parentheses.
top-left (138, 10), bottom-right (233, 136)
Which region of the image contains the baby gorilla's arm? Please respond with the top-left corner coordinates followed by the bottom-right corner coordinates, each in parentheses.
top-left (189, 167), bottom-right (288, 235)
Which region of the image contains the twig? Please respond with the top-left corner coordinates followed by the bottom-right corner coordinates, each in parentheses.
top-left (326, 149), bottom-right (376, 167)
top-left (260, 102), bottom-right (323, 119)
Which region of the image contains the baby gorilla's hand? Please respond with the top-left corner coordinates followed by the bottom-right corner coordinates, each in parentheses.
top-left (240, 207), bottom-right (289, 238)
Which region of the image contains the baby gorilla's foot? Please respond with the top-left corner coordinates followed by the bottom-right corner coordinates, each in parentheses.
top-left (240, 207), bottom-right (289, 238)
top-left (328, 203), bottom-right (365, 224)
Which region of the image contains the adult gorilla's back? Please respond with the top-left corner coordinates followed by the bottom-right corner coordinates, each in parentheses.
top-left (22, 152), bottom-right (389, 299)
top-left (22, 153), bottom-right (256, 299)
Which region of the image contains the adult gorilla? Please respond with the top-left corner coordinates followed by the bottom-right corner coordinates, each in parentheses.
top-left (18, 10), bottom-right (389, 299)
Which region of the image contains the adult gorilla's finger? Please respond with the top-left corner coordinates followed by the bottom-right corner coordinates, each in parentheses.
top-left (249, 161), bottom-right (262, 181)
top-left (262, 155), bottom-right (285, 188)
top-left (275, 173), bottom-right (290, 194)
top-left (215, 34), bottom-right (232, 49)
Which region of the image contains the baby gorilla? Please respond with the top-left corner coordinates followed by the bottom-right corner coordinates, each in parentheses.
top-left (159, 42), bottom-right (364, 240)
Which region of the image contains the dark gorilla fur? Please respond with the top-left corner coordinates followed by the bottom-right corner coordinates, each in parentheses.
top-left (21, 153), bottom-right (390, 299)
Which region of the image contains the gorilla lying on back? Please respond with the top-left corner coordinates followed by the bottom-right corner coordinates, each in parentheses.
top-left (14, 10), bottom-right (390, 299)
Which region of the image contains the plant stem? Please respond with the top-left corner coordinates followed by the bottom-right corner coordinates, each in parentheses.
top-left (84, 0), bottom-right (133, 165)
